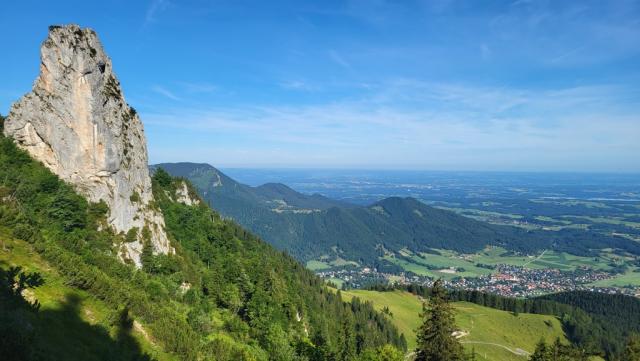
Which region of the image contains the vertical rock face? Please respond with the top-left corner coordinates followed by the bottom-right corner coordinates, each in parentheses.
top-left (3, 24), bottom-right (172, 266)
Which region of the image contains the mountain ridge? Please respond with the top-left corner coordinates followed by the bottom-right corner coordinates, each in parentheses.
top-left (155, 162), bottom-right (640, 267)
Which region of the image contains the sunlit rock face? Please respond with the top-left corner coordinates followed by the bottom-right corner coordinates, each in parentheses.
top-left (175, 181), bottom-right (201, 206)
top-left (3, 24), bottom-right (172, 266)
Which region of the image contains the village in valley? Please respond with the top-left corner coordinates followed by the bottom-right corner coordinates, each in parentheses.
top-left (318, 264), bottom-right (640, 298)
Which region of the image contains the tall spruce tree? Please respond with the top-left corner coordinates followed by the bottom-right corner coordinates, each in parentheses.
top-left (140, 240), bottom-right (154, 273)
top-left (530, 339), bottom-right (551, 361)
top-left (415, 279), bottom-right (465, 361)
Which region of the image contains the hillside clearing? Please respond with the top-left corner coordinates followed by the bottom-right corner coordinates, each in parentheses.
top-left (340, 289), bottom-right (568, 361)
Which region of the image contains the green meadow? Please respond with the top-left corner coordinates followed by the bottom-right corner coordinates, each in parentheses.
top-left (378, 247), bottom-right (618, 280)
top-left (340, 289), bottom-right (567, 361)
top-left (590, 268), bottom-right (640, 287)
top-left (306, 260), bottom-right (332, 271)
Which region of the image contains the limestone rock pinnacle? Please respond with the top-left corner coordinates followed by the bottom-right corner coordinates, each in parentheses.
top-left (3, 24), bottom-right (172, 266)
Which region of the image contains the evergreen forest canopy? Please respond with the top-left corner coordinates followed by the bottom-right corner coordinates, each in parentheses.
top-left (0, 124), bottom-right (406, 361)
top-left (155, 162), bottom-right (640, 267)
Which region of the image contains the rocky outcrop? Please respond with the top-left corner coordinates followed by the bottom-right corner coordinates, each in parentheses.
top-left (3, 24), bottom-right (172, 266)
top-left (175, 181), bottom-right (200, 206)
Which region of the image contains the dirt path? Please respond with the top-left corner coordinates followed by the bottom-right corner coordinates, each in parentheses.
top-left (461, 341), bottom-right (530, 357)
top-left (522, 249), bottom-right (547, 268)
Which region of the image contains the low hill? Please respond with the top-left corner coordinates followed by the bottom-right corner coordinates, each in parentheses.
top-left (154, 162), bottom-right (640, 267)
top-left (340, 290), bottom-right (568, 361)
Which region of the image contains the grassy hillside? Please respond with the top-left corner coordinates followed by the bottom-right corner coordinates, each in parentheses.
top-left (0, 228), bottom-right (176, 361)
top-left (340, 290), bottom-right (568, 361)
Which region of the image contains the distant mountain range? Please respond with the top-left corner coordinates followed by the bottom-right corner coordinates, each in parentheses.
top-left (154, 162), bottom-right (640, 268)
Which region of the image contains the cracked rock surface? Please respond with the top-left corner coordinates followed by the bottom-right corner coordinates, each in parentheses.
top-left (4, 24), bottom-right (172, 265)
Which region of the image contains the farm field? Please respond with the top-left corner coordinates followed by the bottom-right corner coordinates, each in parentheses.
top-left (306, 257), bottom-right (359, 270)
top-left (382, 247), bottom-right (619, 280)
top-left (590, 268), bottom-right (640, 287)
top-left (306, 260), bottom-right (332, 271)
top-left (425, 199), bottom-right (640, 241)
top-left (340, 289), bottom-right (568, 361)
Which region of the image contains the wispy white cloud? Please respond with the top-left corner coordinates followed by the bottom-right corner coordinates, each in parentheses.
top-left (548, 46), bottom-right (585, 64)
top-left (127, 0), bottom-right (640, 170)
top-left (143, 80), bottom-right (640, 170)
top-left (488, 2), bottom-right (640, 67)
top-left (279, 80), bottom-right (317, 91)
top-left (151, 85), bottom-right (180, 101)
top-left (144, 0), bottom-right (170, 26)
top-left (178, 82), bottom-right (218, 94)
top-left (328, 50), bottom-right (351, 69)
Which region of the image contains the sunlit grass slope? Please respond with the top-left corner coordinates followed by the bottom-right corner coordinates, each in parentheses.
top-left (0, 229), bottom-right (177, 361)
top-left (340, 289), bottom-right (568, 361)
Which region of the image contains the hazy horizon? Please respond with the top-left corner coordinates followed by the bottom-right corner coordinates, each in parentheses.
top-left (215, 166), bottom-right (640, 174)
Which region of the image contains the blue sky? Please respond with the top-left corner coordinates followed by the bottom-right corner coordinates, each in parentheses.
top-left (1, 0), bottom-right (639, 172)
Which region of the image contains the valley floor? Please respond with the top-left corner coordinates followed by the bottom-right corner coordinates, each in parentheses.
top-left (315, 247), bottom-right (640, 298)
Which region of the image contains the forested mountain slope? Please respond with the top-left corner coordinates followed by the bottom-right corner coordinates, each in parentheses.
top-left (0, 115), bottom-right (405, 360)
top-left (538, 291), bottom-right (640, 356)
top-left (155, 162), bottom-right (640, 266)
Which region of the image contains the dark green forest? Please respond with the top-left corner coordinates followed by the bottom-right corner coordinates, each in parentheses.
top-left (0, 125), bottom-right (406, 361)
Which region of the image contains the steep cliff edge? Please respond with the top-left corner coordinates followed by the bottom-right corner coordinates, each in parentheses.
top-left (3, 24), bottom-right (171, 265)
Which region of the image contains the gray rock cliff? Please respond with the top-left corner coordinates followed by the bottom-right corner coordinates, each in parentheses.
top-left (175, 181), bottom-right (201, 206)
top-left (3, 24), bottom-right (172, 265)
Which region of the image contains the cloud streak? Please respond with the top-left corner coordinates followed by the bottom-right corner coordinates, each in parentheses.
top-left (328, 50), bottom-right (351, 69)
top-left (151, 85), bottom-right (181, 101)
top-left (144, 0), bottom-right (170, 26)
top-left (143, 80), bottom-right (640, 171)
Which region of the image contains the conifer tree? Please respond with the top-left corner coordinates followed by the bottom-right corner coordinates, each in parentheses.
top-left (624, 333), bottom-right (640, 361)
top-left (140, 240), bottom-right (154, 273)
top-left (415, 279), bottom-right (465, 361)
top-left (530, 339), bottom-right (551, 361)
top-left (340, 313), bottom-right (357, 361)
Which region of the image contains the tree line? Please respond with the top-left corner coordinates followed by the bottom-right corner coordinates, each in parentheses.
top-left (368, 282), bottom-right (640, 360)
top-left (410, 280), bottom-right (640, 361)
